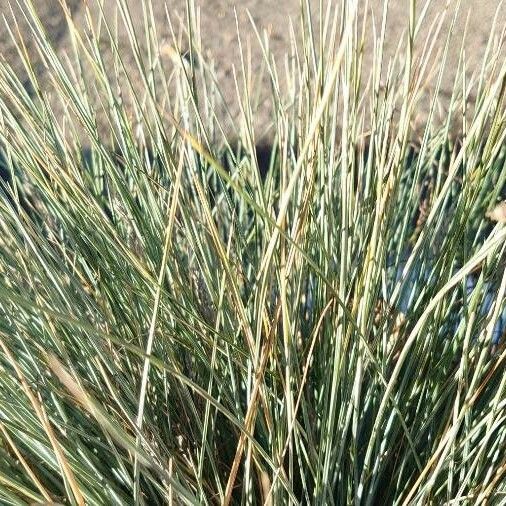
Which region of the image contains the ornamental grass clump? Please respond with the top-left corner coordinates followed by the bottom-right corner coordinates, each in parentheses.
top-left (0, 0), bottom-right (506, 504)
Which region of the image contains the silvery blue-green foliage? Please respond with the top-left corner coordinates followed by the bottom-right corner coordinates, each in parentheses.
top-left (391, 255), bottom-right (506, 344)
top-left (0, 0), bottom-right (505, 505)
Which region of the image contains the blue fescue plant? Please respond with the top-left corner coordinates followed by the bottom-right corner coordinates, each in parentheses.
top-left (0, 0), bottom-right (505, 504)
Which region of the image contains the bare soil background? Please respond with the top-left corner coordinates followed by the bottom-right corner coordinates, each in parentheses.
top-left (1, 1), bottom-right (504, 145)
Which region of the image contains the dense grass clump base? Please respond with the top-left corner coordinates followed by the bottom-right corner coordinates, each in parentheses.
top-left (0, 0), bottom-right (505, 504)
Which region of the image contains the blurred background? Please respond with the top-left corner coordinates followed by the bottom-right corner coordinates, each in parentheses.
top-left (0, 0), bottom-right (504, 142)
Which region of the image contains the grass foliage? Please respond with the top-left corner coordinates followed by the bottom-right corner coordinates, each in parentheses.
top-left (0, 0), bottom-right (506, 503)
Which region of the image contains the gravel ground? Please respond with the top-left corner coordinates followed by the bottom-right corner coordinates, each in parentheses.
top-left (0, 1), bottom-right (504, 144)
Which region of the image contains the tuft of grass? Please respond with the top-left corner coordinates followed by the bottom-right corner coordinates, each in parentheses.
top-left (0, 0), bottom-right (505, 504)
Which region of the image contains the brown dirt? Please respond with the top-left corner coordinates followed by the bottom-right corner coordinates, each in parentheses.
top-left (0, 1), bottom-right (504, 145)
